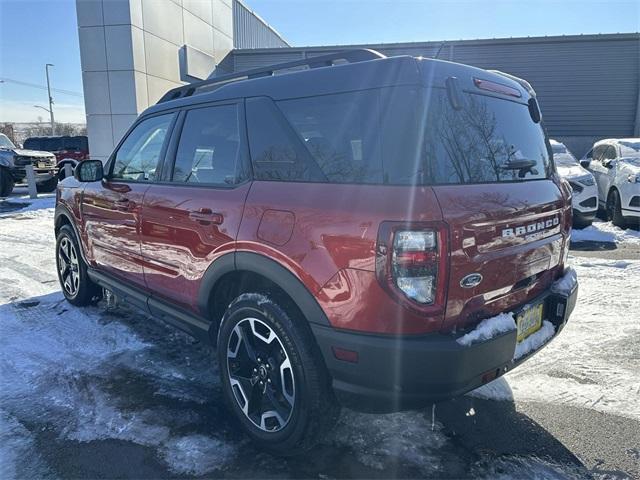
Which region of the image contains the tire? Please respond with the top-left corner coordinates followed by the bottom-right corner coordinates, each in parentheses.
top-left (55, 225), bottom-right (102, 306)
top-left (36, 176), bottom-right (58, 193)
top-left (606, 189), bottom-right (626, 229)
top-left (217, 293), bottom-right (339, 456)
top-left (0, 167), bottom-right (15, 197)
top-left (573, 218), bottom-right (592, 229)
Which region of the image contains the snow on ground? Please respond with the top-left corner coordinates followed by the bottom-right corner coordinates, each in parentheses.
top-left (1, 197), bottom-right (638, 478)
top-left (572, 220), bottom-right (640, 244)
top-left (475, 255), bottom-right (640, 420)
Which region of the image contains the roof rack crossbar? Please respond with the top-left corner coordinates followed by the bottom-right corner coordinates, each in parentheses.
top-left (157, 48), bottom-right (386, 104)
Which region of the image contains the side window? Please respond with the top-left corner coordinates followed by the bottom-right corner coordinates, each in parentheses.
top-left (277, 90), bottom-right (383, 184)
top-left (592, 145), bottom-right (607, 162)
top-left (172, 104), bottom-right (247, 186)
top-left (111, 114), bottom-right (174, 182)
top-left (246, 97), bottom-right (325, 182)
top-left (605, 145), bottom-right (617, 160)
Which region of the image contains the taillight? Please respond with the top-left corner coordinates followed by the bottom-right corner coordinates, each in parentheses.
top-left (376, 222), bottom-right (449, 314)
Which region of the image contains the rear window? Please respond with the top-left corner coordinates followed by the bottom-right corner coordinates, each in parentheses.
top-left (420, 90), bottom-right (550, 184)
top-left (246, 87), bottom-right (549, 185)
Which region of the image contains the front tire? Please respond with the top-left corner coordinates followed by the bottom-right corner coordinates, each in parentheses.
top-left (36, 176), bottom-right (58, 193)
top-left (0, 167), bottom-right (15, 197)
top-left (606, 189), bottom-right (626, 228)
top-left (56, 225), bottom-right (101, 306)
top-left (217, 293), bottom-right (339, 455)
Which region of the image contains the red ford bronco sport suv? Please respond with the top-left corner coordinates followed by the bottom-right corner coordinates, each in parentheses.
top-left (55, 49), bottom-right (578, 454)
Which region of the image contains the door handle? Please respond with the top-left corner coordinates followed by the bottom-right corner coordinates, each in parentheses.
top-left (114, 198), bottom-right (132, 211)
top-left (189, 208), bottom-right (223, 225)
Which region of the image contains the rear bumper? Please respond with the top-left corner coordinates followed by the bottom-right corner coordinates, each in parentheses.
top-left (312, 282), bottom-right (578, 413)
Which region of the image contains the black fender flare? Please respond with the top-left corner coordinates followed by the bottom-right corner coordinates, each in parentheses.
top-left (54, 204), bottom-right (90, 264)
top-left (197, 251), bottom-right (330, 327)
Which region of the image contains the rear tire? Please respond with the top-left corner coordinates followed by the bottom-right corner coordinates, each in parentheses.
top-left (0, 167), bottom-right (15, 197)
top-left (36, 176), bottom-right (58, 193)
top-left (56, 225), bottom-right (102, 306)
top-left (217, 293), bottom-right (339, 456)
top-left (606, 189), bottom-right (626, 229)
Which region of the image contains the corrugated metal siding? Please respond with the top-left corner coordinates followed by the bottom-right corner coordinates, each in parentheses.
top-left (233, 0), bottom-right (289, 49)
top-left (229, 34), bottom-right (639, 155)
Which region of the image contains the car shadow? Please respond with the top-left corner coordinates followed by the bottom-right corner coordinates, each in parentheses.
top-left (2, 292), bottom-right (593, 479)
top-left (570, 240), bottom-right (617, 251)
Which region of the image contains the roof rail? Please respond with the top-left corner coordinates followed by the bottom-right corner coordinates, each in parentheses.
top-left (157, 48), bottom-right (386, 104)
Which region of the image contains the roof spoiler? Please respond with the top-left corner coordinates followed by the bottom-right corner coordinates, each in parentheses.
top-left (157, 48), bottom-right (387, 104)
top-left (488, 69), bottom-right (536, 97)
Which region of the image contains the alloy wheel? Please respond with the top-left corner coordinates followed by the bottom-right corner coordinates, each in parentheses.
top-left (226, 317), bottom-right (295, 432)
top-left (58, 237), bottom-right (80, 296)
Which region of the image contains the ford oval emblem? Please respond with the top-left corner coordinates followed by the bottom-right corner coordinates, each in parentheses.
top-left (460, 273), bottom-right (483, 288)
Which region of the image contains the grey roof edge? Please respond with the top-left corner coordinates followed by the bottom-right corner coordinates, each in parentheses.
top-left (231, 32), bottom-right (639, 55)
top-left (233, 0), bottom-right (290, 46)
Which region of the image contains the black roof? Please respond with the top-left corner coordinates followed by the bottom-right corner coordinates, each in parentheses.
top-left (144, 48), bottom-right (530, 116)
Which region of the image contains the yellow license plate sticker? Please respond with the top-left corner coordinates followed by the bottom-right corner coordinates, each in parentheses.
top-left (516, 303), bottom-right (543, 342)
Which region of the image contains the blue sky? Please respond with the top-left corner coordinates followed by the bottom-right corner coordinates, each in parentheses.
top-left (1, 0), bottom-right (638, 123)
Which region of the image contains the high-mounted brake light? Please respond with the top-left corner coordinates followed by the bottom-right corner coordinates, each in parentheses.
top-left (473, 78), bottom-right (522, 98)
top-left (376, 223), bottom-right (449, 313)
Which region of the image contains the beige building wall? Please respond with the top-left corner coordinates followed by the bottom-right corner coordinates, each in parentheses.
top-left (76, 0), bottom-right (233, 161)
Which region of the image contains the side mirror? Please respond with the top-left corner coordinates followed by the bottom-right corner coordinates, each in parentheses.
top-left (603, 159), bottom-right (615, 169)
top-left (580, 159), bottom-right (591, 169)
top-left (74, 159), bottom-right (103, 182)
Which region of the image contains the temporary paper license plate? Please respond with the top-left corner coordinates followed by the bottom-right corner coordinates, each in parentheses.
top-left (516, 303), bottom-right (543, 342)
top-left (37, 162), bottom-right (47, 169)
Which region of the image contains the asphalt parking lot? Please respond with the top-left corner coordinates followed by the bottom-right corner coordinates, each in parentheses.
top-left (1, 190), bottom-right (639, 479)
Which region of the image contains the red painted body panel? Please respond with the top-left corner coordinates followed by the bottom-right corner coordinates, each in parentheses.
top-left (238, 182), bottom-right (445, 334)
top-left (60, 172), bottom-right (571, 336)
top-left (54, 150), bottom-right (89, 162)
top-left (431, 178), bottom-right (570, 333)
top-left (140, 183), bottom-right (251, 313)
top-left (81, 179), bottom-right (149, 287)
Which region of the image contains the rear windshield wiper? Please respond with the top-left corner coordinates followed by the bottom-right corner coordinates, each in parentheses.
top-left (500, 159), bottom-right (538, 178)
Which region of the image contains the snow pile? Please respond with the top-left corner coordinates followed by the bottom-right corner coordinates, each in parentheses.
top-left (456, 312), bottom-right (515, 346)
top-left (467, 377), bottom-right (513, 401)
top-left (572, 221), bottom-right (640, 245)
top-left (514, 320), bottom-right (555, 360)
top-left (551, 266), bottom-right (577, 295)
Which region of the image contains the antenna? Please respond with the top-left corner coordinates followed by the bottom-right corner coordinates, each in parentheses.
top-left (434, 42), bottom-right (446, 59)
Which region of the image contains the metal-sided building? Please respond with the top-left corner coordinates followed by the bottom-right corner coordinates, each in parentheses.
top-left (75, 0), bottom-right (639, 160)
top-left (222, 33), bottom-right (640, 157)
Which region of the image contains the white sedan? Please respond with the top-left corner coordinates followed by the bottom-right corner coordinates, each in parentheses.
top-left (581, 138), bottom-right (640, 228)
top-left (551, 139), bottom-right (598, 227)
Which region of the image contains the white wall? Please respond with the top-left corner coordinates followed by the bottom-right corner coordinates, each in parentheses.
top-left (76, 0), bottom-right (233, 161)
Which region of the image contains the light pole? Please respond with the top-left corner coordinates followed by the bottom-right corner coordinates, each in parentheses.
top-left (45, 63), bottom-right (55, 136)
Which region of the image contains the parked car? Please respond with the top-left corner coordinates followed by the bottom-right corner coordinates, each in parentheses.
top-left (550, 139), bottom-right (598, 227)
top-left (581, 138), bottom-right (640, 228)
top-left (0, 133), bottom-right (58, 197)
top-left (23, 135), bottom-right (89, 162)
top-left (55, 50), bottom-right (577, 454)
